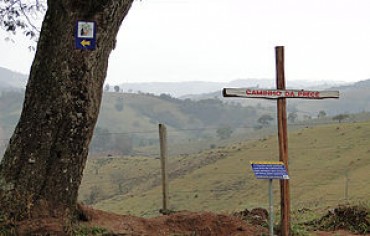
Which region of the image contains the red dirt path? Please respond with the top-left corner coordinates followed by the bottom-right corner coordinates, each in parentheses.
top-left (15, 205), bottom-right (368, 235)
top-left (80, 205), bottom-right (268, 235)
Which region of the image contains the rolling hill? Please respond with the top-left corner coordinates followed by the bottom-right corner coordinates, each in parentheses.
top-left (2, 78), bottom-right (370, 157)
top-left (0, 89), bottom-right (264, 157)
top-left (79, 120), bottom-right (370, 217)
top-left (114, 79), bottom-right (348, 98)
top-left (0, 67), bottom-right (369, 222)
top-left (0, 67), bottom-right (27, 89)
top-left (187, 78), bottom-right (370, 118)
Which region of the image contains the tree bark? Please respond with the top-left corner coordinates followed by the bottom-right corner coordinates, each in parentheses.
top-left (0, 0), bottom-right (133, 223)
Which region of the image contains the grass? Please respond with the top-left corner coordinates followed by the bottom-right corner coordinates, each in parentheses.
top-left (73, 226), bottom-right (109, 236)
top-left (78, 120), bottom-right (370, 218)
top-left (304, 204), bottom-right (370, 234)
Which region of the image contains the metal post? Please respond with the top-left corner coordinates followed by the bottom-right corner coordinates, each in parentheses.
top-left (269, 179), bottom-right (274, 236)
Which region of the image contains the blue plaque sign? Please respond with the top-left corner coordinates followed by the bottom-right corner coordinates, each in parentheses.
top-left (251, 161), bottom-right (289, 180)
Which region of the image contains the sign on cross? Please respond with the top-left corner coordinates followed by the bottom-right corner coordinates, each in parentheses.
top-left (223, 88), bottom-right (339, 99)
top-left (222, 46), bottom-right (339, 236)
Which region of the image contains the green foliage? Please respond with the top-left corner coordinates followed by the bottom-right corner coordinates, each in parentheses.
top-left (110, 172), bottom-right (126, 194)
top-left (90, 127), bottom-right (112, 153)
top-left (0, 0), bottom-right (45, 42)
top-left (90, 127), bottom-right (133, 155)
top-left (84, 185), bottom-right (103, 205)
top-left (318, 110), bottom-right (327, 119)
top-left (288, 112), bottom-right (298, 123)
top-left (179, 98), bottom-right (257, 127)
top-left (114, 97), bottom-right (124, 112)
top-left (114, 134), bottom-right (133, 155)
top-left (104, 84), bottom-right (110, 92)
top-left (216, 126), bottom-right (234, 140)
top-left (306, 205), bottom-right (369, 234)
top-left (290, 224), bottom-right (309, 236)
top-left (73, 225), bottom-right (109, 236)
top-left (257, 114), bottom-right (274, 126)
top-left (159, 93), bottom-right (174, 101)
top-left (332, 114), bottom-right (350, 123)
top-left (113, 85), bottom-right (120, 93)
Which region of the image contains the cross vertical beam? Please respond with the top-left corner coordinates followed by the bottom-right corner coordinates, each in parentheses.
top-left (222, 46), bottom-right (339, 236)
top-left (275, 46), bottom-right (290, 236)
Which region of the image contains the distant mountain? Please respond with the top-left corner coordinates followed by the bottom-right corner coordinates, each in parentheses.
top-left (116, 79), bottom-right (350, 98)
top-left (331, 78), bottom-right (370, 89)
top-left (113, 81), bottom-right (225, 98)
top-left (181, 78), bottom-right (370, 117)
top-left (303, 78), bottom-right (370, 115)
top-left (0, 67), bottom-right (352, 96)
top-left (0, 67), bottom-right (27, 90)
top-left (267, 79), bottom-right (370, 116)
top-left (0, 67), bottom-right (367, 116)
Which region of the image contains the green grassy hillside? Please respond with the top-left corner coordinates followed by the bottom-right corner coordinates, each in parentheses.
top-left (0, 90), bottom-right (262, 156)
top-left (90, 92), bottom-right (268, 156)
top-left (2, 89), bottom-right (370, 156)
top-left (79, 120), bottom-right (370, 217)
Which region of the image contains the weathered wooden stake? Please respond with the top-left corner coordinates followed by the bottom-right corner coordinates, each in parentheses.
top-left (159, 123), bottom-right (169, 212)
top-left (275, 46), bottom-right (290, 236)
top-left (223, 46), bottom-right (339, 236)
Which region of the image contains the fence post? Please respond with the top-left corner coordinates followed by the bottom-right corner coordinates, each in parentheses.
top-left (159, 124), bottom-right (169, 212)
top-left (345, 170), bottom-right (349, 202)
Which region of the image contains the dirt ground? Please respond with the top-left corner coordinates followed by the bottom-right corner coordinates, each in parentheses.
top-left (14, 205), bottom-right (369, 235)
top-left (314, 230), bottom-right (369, 236)
top-left (78, 205), bottom-right (268, 235)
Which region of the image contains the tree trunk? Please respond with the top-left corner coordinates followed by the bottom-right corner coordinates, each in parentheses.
top-left (0, 0), bottom-right (133, 223)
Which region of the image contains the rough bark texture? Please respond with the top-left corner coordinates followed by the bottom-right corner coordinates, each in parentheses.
top-left (0, 0), bottom-right (133, 223)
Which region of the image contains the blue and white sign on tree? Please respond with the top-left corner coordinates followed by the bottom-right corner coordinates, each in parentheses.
top-left (75, 21), bottom-right (96, 50)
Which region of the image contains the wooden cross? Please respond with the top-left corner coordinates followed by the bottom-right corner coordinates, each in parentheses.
top-left (222, 46), bottom-right (339, 236)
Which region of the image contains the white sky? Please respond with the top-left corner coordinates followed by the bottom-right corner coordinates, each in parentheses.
top-left (1, 0), bottom-right (370, 84)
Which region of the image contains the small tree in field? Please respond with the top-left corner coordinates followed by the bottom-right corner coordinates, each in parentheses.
top-left (332, 114), bottom-right (350, 123)
top-left (104, 84), bottom-right (110, 92)
top-left (114, 85), bottom-right (121, 93)
top-left (318, 110), bottom-right (327, 119)
top-left (257, 114), bottom-right (274, 126)
top-left (288, 112), bottom-right (298, 123)
top-left (216, 126), bottom-right (234, 140)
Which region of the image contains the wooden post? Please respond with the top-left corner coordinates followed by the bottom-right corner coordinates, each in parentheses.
top-left (345, 170), bottom-right (349, 202)
top-left (222, 46), bottom-right (338, 236)
top-left (159, 123), bottom-right (169, 212)
top-left (275, 46), bottom-right (290, 236)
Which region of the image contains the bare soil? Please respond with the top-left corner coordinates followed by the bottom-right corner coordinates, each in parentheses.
top-left (13, 205), bottom-right (369, 235)
top-left (78, 205), bottom-right (268, 235)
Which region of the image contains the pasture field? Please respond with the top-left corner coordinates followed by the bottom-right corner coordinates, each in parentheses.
top-left (79, 120), bottom-right (370, 218)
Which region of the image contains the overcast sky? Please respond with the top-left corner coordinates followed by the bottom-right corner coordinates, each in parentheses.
top-left (1, 0), bottom-right (370, 85)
